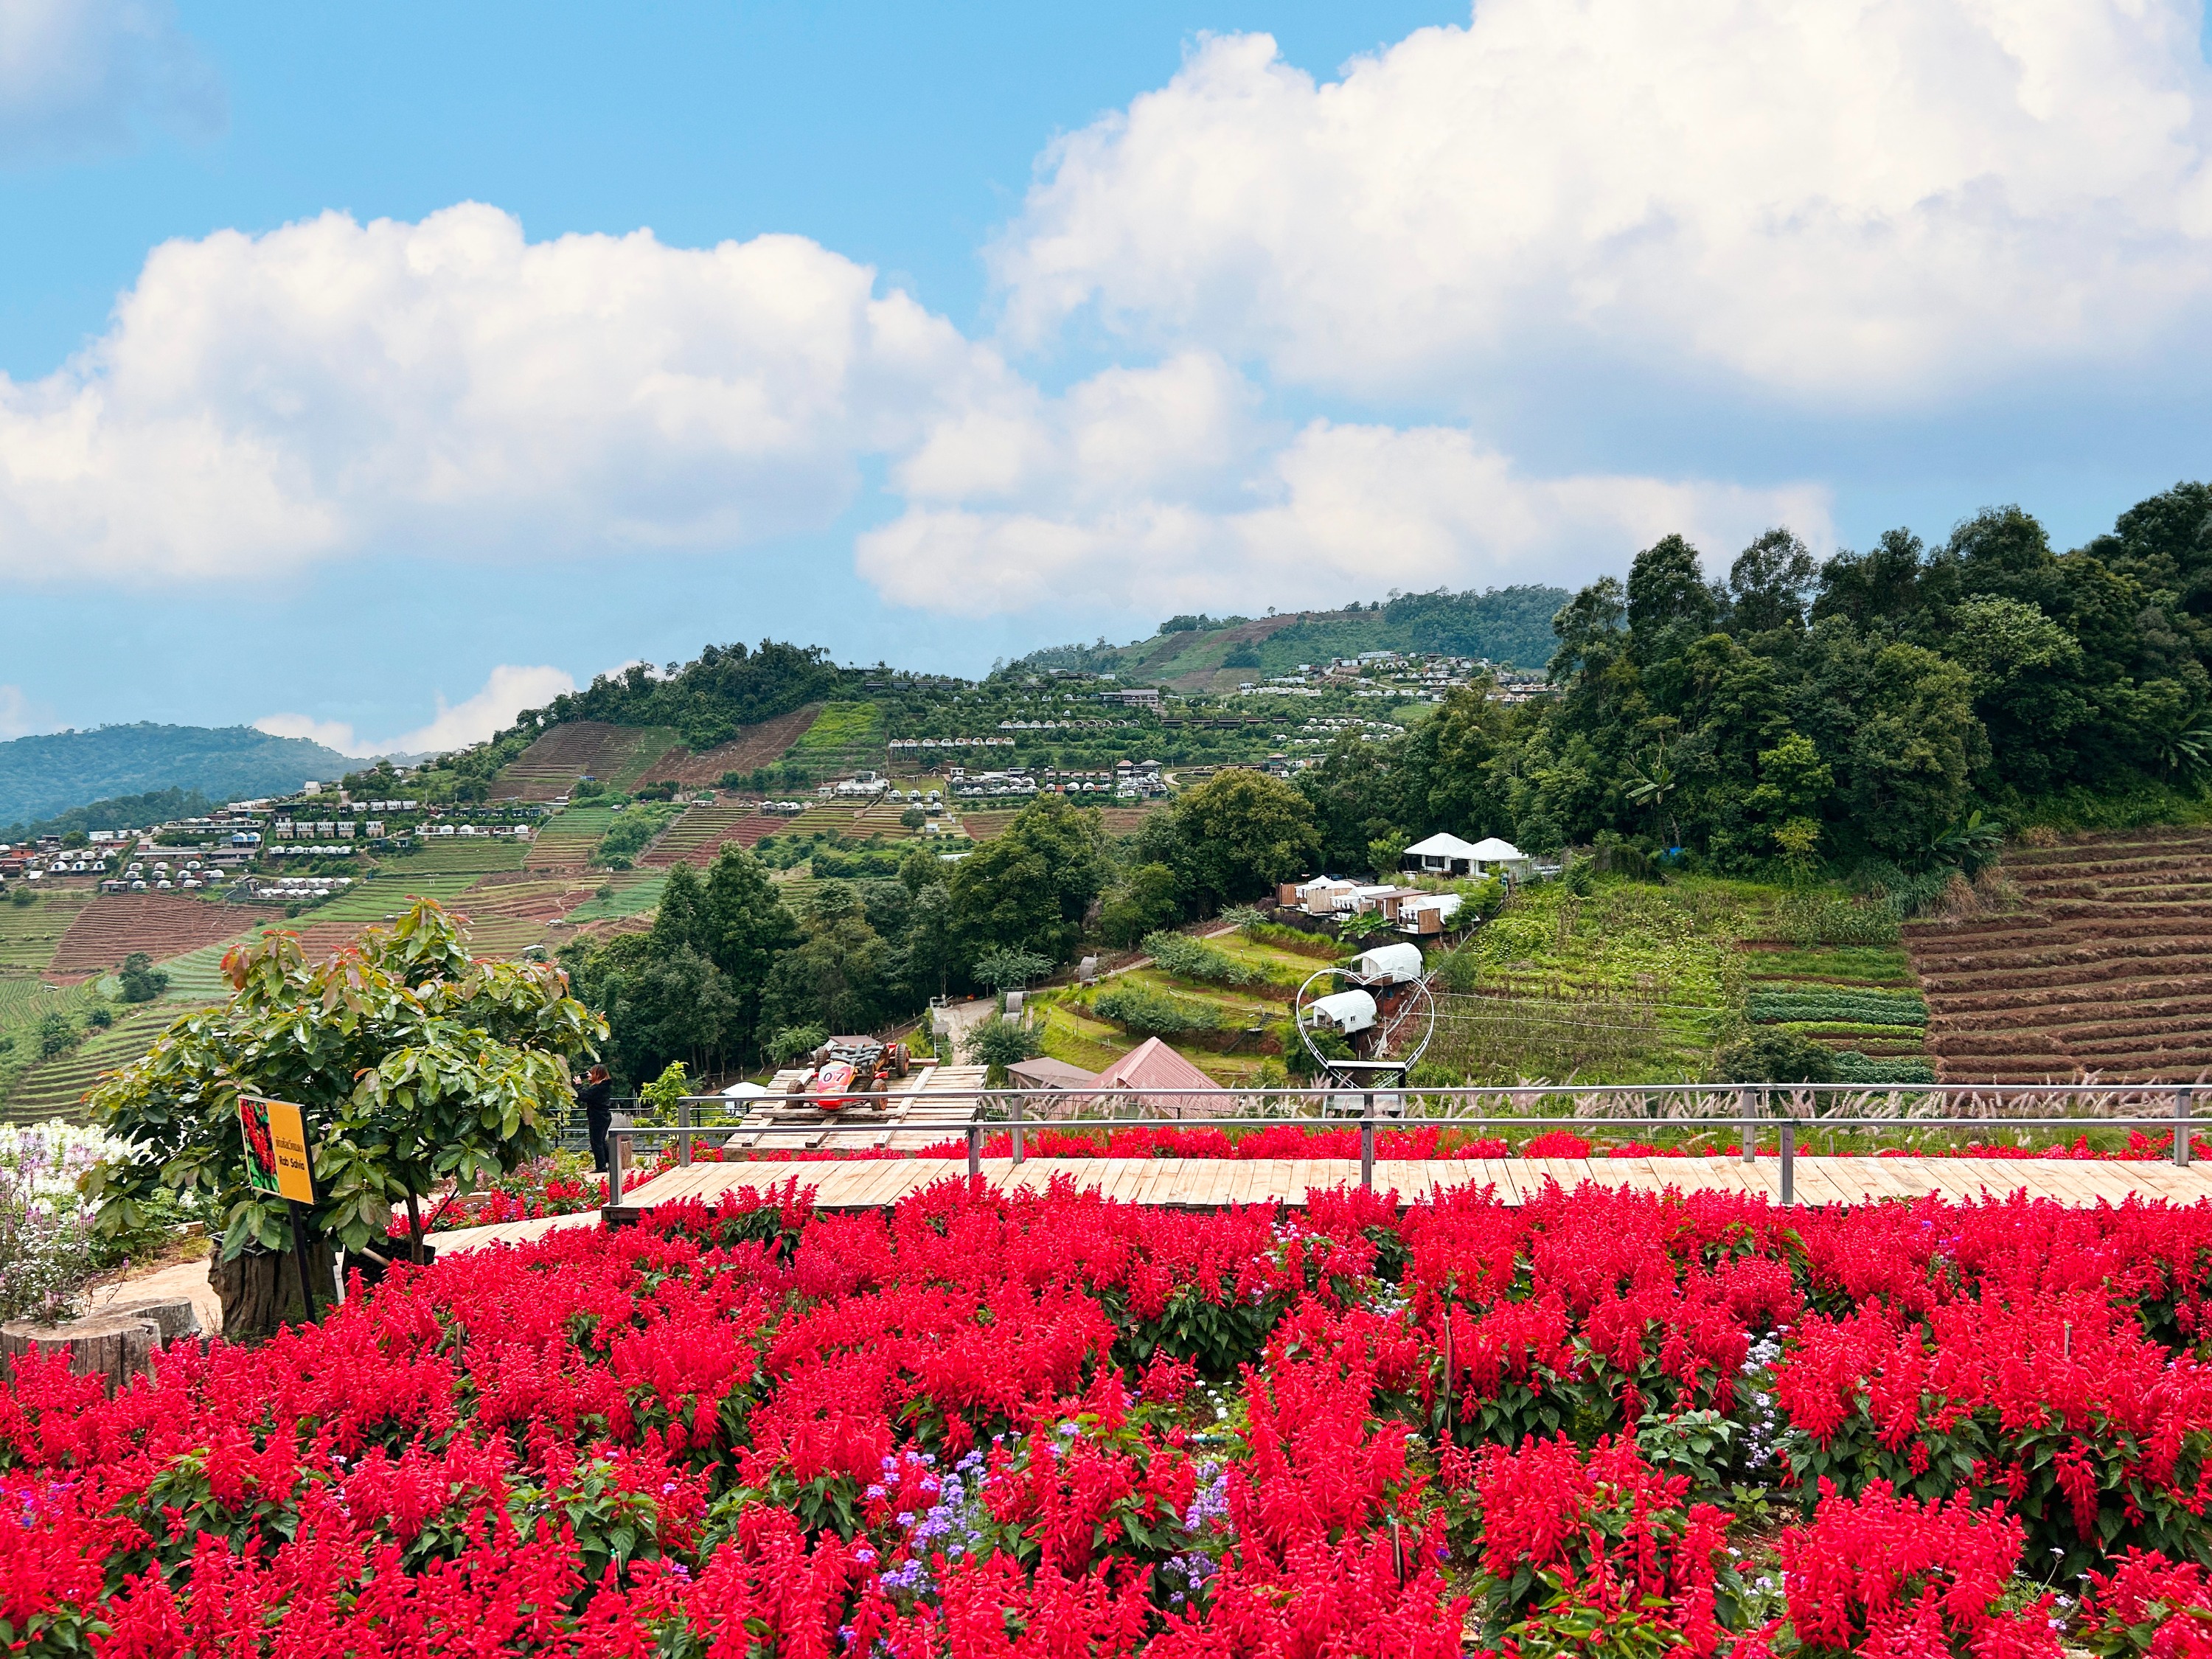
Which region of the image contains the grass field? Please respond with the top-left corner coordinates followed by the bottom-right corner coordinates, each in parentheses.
top-left (0, 891), bottom-right (88, 972)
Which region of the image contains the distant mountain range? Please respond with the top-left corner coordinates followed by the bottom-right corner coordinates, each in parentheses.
top-left (1012, 585), bottom-right (1571, 692)
top-left (0, 724), bottom-right (353, 832)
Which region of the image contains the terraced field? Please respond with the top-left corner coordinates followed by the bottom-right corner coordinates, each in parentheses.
top-left (0, 891), bottom-right (86, 972)
top-left (447, 872), bottom-right (598, 955)
top-left (1736, 942), bottom-right (1934, 1084)
top-left (490, 723), bottom-right (682, 801)
top-left (560, 872), bottom-right (667, 925)
top-left (1908, 826), bottom-right (2212, 1082)
top-left (783, 700), bottom-right (886, 779)
top-left (4, 1004), bottom-right (179, 1121)
top-left (379, 838), bottom-right (529, 874)
top-left (526, 806), bottom-right (616, 872)
top-left (46, 894), bottom-right (272, 981)
top-left (633, 706), bottom-right (822, 786)
top-left (639, 799), bottom-right (773, 867)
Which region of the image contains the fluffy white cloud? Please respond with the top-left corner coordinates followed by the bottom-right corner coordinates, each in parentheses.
top-left (257, 663), bottom-right (577, 758)
top-left (0, 685), bottom-right (50, 740)
top-left (860, 355), bottom-right (1830, 616)
top-left (993, 4), bottom-right (2212, 403)
top-left (0, 204), bottom-right (1012, 580)
top-left (0, 0), bottom-right (221, 164)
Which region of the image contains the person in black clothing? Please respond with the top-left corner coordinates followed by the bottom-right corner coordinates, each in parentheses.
top-left (576, 1064), bottom-right (614, 1172)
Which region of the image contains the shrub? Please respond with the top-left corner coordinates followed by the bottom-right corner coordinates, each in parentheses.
top-left (964, 1014), bottom-right (1043, 1082)
top-left (1708, 1028), bottom-right (1839, 1085)
top-left (1142, 931), bottom-right (1256, 985)
top-left (1774, 891), bottom-right (1903, 946)
top-left (1093, 983), bottom-right (1223, 1034)
top-left (116, 951), bottom-right (169, 1004)
top-left (34, 1012), bottom-right (77, 1058)
top-left (768, 1023), bottom-right (827, 1067)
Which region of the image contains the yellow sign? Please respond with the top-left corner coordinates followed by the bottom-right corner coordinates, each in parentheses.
top-left (240, 1095), bottom-right (316, 1205)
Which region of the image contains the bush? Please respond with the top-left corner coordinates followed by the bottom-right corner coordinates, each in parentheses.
top-left (7, 884), bottom-right (35, 907)
top-left (1093, 984), bottom-right (1223, 1035)
top-left (768, 1024), bottom-right (827, 1068)
top-left (117, 952), bottom-right (169, 1004)
top-left (85, 1004), bottom-right (114, 1030)
top-left (1141, 931), bottom-right (1256, 986)
top-left (964, 1015), bottom-right (1043, 1082)
top-left (1708, 1028), bottom-right (1838, 1085)
top-left (34, 1012), bottom-right (77, 1059)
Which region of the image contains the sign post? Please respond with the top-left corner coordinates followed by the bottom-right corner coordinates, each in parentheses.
top-left (240, 1094), bottom-right (320, 1322)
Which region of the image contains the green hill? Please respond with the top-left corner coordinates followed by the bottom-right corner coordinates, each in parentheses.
top-left (1014, 585), bottom-right (1571, 689)
top-left (0, 725), bottom-right (352, 830)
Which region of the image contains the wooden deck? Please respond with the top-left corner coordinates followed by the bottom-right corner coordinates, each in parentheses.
top-left (611, 1154), bottom-right (2212, 1216)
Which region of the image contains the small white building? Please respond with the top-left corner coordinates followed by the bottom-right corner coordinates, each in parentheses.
top-left (1349, 942), bottom-right (1425, 984)
top-left (1402, 832), bottom-right (1529, 880)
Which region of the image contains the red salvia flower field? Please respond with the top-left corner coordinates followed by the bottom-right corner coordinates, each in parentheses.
top-left (4, 1178), bottom-right (2212, 1655)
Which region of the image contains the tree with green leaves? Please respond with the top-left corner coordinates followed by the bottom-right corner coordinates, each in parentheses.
top-left (945, 795), bottom-right (1110, 966)
top-left (86, 900), bottom-right (604, 1340)
top-left (1168, 769), bottom-right (1321, 912)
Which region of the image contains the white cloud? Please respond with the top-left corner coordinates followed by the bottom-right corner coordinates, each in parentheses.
top-left (0, 685), bottom-right (52, 740)
top-left (859, 356), bottom-right (1831, 616)
top-left (257, 663), bottom-right (577, 758)
top-left (993, 4), bottom-right (2212, 403)
top-left (0, 0), bottom-right (222, 164)
top-left (0, 204), bottom-right (1013, 580)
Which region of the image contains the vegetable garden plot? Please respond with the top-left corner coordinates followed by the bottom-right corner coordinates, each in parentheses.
top-left (1910, 827), bottom-right (2212, 1082)
top-left (6, 1182), bottom-right (2211, 1654)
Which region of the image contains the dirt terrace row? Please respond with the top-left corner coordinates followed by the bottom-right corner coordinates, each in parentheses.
top-left (634, 706), bottom-right (821, 787)
top-left (45, 894), bottom-right (273, 980)
top-left (1907, 826), bottom-right (2212, 1083)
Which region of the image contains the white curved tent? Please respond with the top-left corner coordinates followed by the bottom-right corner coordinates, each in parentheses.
top-left (1304, 989), bottom-right (1377, 1035)
top-left (1350, 942), bottom-right (1424, 984)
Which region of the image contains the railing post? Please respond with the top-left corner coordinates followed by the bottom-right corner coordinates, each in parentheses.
top-left (1738, 1085), bottom-right (1754, 1163)
top-left (967, 1119), bottom-right (982, 1183)
top-left (1010, 1090), bottom-right (1024, 1165)
top-left (608, 1130), bottom-right (626, 1207)
top-left (1360, 1093), bottom-right (1375, 1192)
top-left (1778, 1120), bottom-right (1795, 1207)
top-left (677, 1099), bottom-right (692, 1166)
top-left (2177, 1086), bottom-right (2194, 1169)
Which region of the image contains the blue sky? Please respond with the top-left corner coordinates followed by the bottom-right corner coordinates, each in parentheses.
top-left (4, 0), bottom-right (2212, 754)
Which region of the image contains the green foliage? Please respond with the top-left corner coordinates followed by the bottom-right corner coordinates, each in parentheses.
top-left (1707, 1028), bottom-right (1838, 1085)
top-left (532, 640), bottom-right (848, 750)
top-left (35, 1012), bottom-right (77, 1058)
top-left (768, 1024), bottom-right (827, 1067)
top-left (84, 899), bottom-right (605, 1283)
top-left (1771, 891), bottom-right (1902, 946)
top-left (947, 796), bottom-right (1110, 965)
top-left (964, 1014), bottom-right (1043, 1082)
top-left (1832, 1052), bottom-right (1939, 1084)
top-left (1097, 862), bottom-right (1183, 948)
top-left (1092, 984), bottom-right (1223, 1035)
top-left (1745, 987), bottom-right (1927, 1026)
top-left (592, 800), bottom-right (683, 868)
top-left (1141, 931), bottom-right (1258, 986)
top-left (1168, 769), bottom-right (1322, 910)
top-left (3, 785), bottom-right (215, 843)
top-left (117, 953), bottom-right (168, 1004)
top-left (639, 1060), bottom-right (691, 1117)
top-left (973, 946), bottom-right (1053, 994)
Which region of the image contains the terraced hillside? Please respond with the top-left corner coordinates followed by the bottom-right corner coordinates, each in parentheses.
top-left (447, 872), bottom-right (597, 955)
top-left (1908, 827), bottom-right (2212, 1082)
top-left (490, 722), bottom-right (680, 801)
top-left (639, 799), bottom-right (776, 867)
top-left (0, 890), bottom-right (86, 972)
top-left (4, 1004), bottom-right (179, 1121)
top-left (635, 706), bottom-right (821, 786)
top-left (526, 806), bottom-right (616, 872)
top-left (47, 894), bottom-right (272, 981)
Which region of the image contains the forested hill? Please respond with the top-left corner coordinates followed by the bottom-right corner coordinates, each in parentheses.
top-left (0, 725), bottom-right (351, 830)
top-left (1014, 585), bottom-right (1572, 688)
top-left (525, 641), bottom-right (855, 750)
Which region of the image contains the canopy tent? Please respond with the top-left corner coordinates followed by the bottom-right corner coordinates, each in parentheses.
top-left (1349, 942), bottom-right (1424, 984)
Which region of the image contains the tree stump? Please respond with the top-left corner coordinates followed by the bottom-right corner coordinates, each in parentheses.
top-left (104, 1295), bottom-right (202, 1342)
top-left (210, 1242), bottom-right (338, 1343)
top-left (1, 1312), bottom-right (160, 1391)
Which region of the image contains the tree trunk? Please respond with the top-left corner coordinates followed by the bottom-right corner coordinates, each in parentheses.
top-left (104, 1295), bottom-right (201, 1341)
top-left (211, 1242), bottom-right (337, 1343)
top-left (1, 1312), bottom-right (159, 1391)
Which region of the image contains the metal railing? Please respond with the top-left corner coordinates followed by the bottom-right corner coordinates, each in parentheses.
top-left (601, 1081), bottom-right (2198, 1209)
